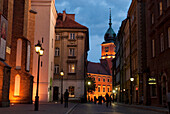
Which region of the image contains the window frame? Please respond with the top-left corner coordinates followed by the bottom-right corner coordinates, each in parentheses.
top-left (55, 48), bottom-right (60, 56)
top-left (69, 48), bottom-right (75, 56)
top-left (69, 33), bottom-right (75, 40)
top-left (68, 63), bottom-right (76, 73)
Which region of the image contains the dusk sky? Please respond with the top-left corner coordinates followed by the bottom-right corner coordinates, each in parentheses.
top-left (55, 0), bottom-right (131, 62)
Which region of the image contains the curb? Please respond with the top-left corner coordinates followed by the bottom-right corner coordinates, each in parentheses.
top-left (65, 103), bottom-right (78, 114)
top-left (116, 103), bottom-right (168, 114)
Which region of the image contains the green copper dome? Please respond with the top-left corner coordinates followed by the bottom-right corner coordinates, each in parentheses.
top-left (103, 9), bottom-right (116, 43)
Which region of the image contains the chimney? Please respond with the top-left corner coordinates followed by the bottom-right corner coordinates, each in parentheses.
top-left (63, 10), bottom-right (66, 21)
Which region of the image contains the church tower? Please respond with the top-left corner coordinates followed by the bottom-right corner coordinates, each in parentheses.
top-left (100, 9), bottom-right (116, 74)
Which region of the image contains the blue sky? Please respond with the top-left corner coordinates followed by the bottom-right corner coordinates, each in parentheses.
top-left (55, 0), bottom-right (131, 62)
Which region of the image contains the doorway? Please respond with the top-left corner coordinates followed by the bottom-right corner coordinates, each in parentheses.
top-left (53, 87), bottom-right (59, 101)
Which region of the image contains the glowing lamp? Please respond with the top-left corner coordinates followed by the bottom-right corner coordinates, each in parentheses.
top-left (60, 69), bottom-right (64, 76)
top-left (112, 90), bottom-right (116, 93)
top-left (35, 41), bottom-right (41, 53)
top-left (39, 48), bottom-right (44, 56)
top-left (115, 88), bottom-right (118, 90)
top-left (88, 81), bottom-right (91, 85)
top-left (130, 78), bottom-right (134, 82)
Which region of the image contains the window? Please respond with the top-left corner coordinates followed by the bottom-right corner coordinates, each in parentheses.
top-left (151, 84), bottom-right (157, 97)
top-left (14, 75), bottom-right (20, 96)
top-left (55, 48), bottom-right (60, 56)
top-left (16, 39), bottom-right (22, 69)
top-left (98, 78), bottom-right (100, 82)
top-left (56, 34), bottom-right (60, 40)
top-left (168, 27), bottom-right (170, 48)
top-left (103, 78), bottom-right (105, 82)
top-left (54, 65), bottom-right (59, 74)
top-left (26, 41), bottom-right (30, 71)
top-left (108, 79), bottom-right (110, 82)
top-left (52, 39), bottom-right (53, 48)
top-left (167, 0), bottom-right (170, 7)
top-left (151, 13), bottom-right (154, 24)
top-left (159, 2), bottom-right (163, 15)
top-left (107, 87), bottom-right (110, 92)
top-left (98, 86), bottom-right (100, 92)
top-left (160, 33), bottom-right (164, 52)
top-left (42, 37), bottom-right (44, 43)
top-left (69, 48), bottom-right (75, 56)
top-left (68, 64), bottom-right (75, 73)
top-left (70, 33), bottom-right (75, 40)
top-left (152, 39), bottom-right (155, 57)
top-left (105, 47), bottom-right (109, 52)
top-left (103, 86), bottom-right (105, 92)
top-left (69, 86), bottom-right (75, 97)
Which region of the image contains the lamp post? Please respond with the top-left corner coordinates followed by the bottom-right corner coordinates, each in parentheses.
top-left (88, 81), bottom-right (91, 102)
top-left (130, 77), bottom-right (134, 104)
top-left (60, 69), bottom-right (64, 104)
top-left (34, 40), bottom-right (44, 111)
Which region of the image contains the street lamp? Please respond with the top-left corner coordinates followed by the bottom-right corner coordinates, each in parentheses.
top-left (60, 69), bottom-right (64, 104)
top-left (130, 77), bottom-right (134, 105)
top-left (34, 40), bottom-right (44, 111)
top-left (88, 81), bottom-right (91, 102)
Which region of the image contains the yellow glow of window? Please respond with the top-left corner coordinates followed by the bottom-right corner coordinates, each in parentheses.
top-left (107, 56), bottom-right (111, 58)
top-left (101, 57), bottom-right (106, 59)
top-left (14, 75), bottom-right (20, 96)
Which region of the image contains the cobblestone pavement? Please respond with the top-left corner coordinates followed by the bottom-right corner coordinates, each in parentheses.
top-left (71, 103), bottom-right (165, 114)
top-left (0, 102), bottom-right (77, 114)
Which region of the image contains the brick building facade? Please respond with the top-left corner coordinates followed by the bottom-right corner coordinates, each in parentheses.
top-left (9, 0), bottom-right (36, 104)
top-left (0, 0), bottom-right (13, 107)
top-left (144, 0), bottom-right (170, 107)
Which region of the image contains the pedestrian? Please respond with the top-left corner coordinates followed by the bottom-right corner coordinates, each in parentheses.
top-left (64, 89), bottom-right (69, 108)
top-left (98, 96), bottom-right (102, 105)
top-left (94, 96), bottom-right (96, 104)
top-left (109, 95), bottom-right (112, 106)
top-left (105, 93), bottom-right (109, 107)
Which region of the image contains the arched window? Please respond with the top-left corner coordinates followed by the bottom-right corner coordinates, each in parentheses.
top-left (14, 75), bottom-right (20, 96)
top-left (55, 48), bottom-right (60, 56)
top-left (16, 39), bottom-right (22, 69)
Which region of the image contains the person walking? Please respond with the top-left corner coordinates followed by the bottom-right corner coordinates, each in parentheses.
top-left (105, 93), bottom-right (109, 107)
top-left (109, 95), bottom-right (112, 106)
top-left (64, 89), bottom-right (69, 108)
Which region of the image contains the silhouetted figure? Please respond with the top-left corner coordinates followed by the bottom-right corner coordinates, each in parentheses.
top-left (98, 96), bottom-right (102, 105)
top-left (94, 96), bottom-right (96, 104)
top-left (64, 89), bottom-right (69, 108)
top-left (109, 95), bottom-right (112, 106)
top-left (105, 93), bottom-right (109, 107)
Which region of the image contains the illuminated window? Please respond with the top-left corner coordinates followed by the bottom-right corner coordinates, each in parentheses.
top-left (69, 48), bottom-right (75, 56)
top-left (69, 86), bottom-right (75, 97)
top-left (108, 79), bottom-right (110, 82)
top-left (160, 33), bottom-right (164, 52)
top-left (152, 39), bottom-right (155, 57)
top-left (159, 2), bottom-right (163, 15)
top-left (56, 34), bottom-right (60, 40)
top-left (70, 33), bottom-right (75, 40)
top-left (55, 48), bottom-right (60, 56)
top-left (68, 64), bottom-right (75, 73)
top-left (16, 39), bottom-right (22, 69)
top-left (105, 47), bottom-right (109, 52)
top-left (14, 75), bottom-right (20, 96)
top-left (168, 27), bottom-right (170, 48)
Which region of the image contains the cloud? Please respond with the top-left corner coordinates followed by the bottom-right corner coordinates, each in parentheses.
top-left (55, 0), bottom-right (131, 62)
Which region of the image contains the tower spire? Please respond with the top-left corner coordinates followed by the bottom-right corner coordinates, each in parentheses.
top-left (109, 8), bottom-right (112, 28)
